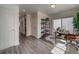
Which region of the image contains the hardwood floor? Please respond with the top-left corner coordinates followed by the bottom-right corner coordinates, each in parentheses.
top-left (0, 34), bottom-right (79, 54)
top-left (0, 34), bottom-right (54, 54)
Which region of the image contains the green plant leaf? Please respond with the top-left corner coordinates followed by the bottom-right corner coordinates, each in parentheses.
top-left (73, 11), bottom-right (79, 32)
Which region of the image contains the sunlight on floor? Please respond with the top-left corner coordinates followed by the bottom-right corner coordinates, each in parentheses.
top-left (51, 40), bottom-right (66, 54)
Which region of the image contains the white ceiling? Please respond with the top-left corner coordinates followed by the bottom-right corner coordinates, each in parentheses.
top-left (19, 4), bottom-right (79, 15)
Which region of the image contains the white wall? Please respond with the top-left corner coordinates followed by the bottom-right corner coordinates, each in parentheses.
top-left (0, 5), bottom-right (19, 50)
top-left (26, 14), bottom-right (31, 36)
top-left (31, 13), bottom-right (38, 38)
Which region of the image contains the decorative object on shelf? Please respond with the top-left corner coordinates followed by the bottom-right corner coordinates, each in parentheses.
top-left (41, 18), bottom-right (51, 39)
top-left (73, 11), bottom-right (79, 34)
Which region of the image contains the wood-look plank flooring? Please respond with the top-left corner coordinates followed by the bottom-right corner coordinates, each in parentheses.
top-left (0, 34), bottom-right (79, 54)
top-left (0, 34), bottom-right (54, 54)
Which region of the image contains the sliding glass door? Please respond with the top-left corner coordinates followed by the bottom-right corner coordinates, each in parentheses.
top-left (62, 17), bottom-right (73, 34)
top-left (53, 17), bottom-right (73, 34)
top-left (53, 19), bottom-right (61, 30)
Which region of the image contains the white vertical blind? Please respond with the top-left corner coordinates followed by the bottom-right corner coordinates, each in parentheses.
top-left (53, 19), bottom-right (61, 30)
top-left (53, 17), bottom-right (73, 34)
top-left (62, 17), bottom-right (73, 34)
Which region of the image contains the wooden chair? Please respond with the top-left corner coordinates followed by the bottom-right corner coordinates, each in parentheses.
top-left (64, 34), bottom-right (79, 50)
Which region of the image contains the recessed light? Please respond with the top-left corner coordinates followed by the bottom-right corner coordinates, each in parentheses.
top-left (50, 4), bottom-right (56, 8)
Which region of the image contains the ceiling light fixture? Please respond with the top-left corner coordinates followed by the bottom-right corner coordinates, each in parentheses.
top-left (50, 4), bottom-right (56, 8)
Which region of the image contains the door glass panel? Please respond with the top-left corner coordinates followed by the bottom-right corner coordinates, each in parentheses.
top-left (53, 19), bottom-right (61, 30)
top-left (62, 17), bottom-right (73, 34)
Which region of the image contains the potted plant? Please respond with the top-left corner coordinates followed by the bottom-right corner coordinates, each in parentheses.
top-left (73, 12), bottom-right (79, 34)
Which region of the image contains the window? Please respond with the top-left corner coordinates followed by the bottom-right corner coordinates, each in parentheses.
top-left (53, 19), bottom-right (61, 30)
top-left (53, 17), bottom-right (73, 34)
top-left (62, 17), bottom-right (73, 34)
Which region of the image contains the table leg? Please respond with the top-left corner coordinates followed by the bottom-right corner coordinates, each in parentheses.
top-left (55, 32), bottom-right (56, 44)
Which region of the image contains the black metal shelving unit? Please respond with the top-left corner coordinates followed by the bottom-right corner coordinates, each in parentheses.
top-left (41, 18), bottom-right (51, 38)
